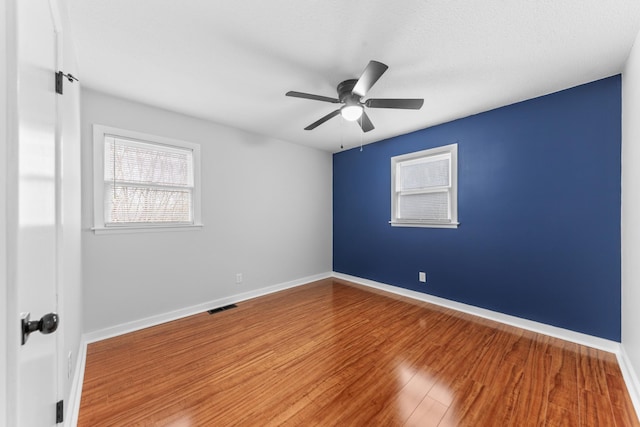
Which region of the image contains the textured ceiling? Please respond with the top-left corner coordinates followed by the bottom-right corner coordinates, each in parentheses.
top-left (66, 1), bottom-right (640, 152)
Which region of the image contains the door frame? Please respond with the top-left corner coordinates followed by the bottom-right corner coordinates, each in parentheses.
top-left (1, 0), bottom-right (11, 422)
top-left (3, 0), bottom-right (20, 424)
top-left (50, 0), bottom-right (65, 411)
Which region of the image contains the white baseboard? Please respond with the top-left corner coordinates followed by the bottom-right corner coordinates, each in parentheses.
top-left (83, 272), bottom-right (332, 344)
top-left (617, 347), bottom-right (640, 419)
top-left (332, 272), bottom-right (621, 353)
top-left (65, 339), bottom-right (87, 427)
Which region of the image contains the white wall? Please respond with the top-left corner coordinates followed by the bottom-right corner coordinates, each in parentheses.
top-left (622, 29), bottom-right (640, 408)
top-left (81, 89), bottom-right (333, 333)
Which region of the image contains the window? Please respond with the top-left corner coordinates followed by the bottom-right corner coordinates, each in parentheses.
top-left (390, 143), bottom-right (458, 228)
top-left (93, 125), bottom-right (202, 233)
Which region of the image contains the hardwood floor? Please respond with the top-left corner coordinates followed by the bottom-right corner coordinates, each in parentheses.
top-left (78, 278), bottom-right (639, 426)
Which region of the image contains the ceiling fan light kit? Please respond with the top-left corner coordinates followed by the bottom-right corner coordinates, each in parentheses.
top-left (286, 60), bottom-right (424, 133)
top-left (341, 105), bottom-right (363, 121)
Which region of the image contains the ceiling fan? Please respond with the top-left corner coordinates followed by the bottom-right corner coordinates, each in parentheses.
top-left (286, 60), bottom-right (424, 133)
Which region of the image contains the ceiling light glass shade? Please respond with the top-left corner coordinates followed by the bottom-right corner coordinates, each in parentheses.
top-left (341, 105), bottom-right (363, 121)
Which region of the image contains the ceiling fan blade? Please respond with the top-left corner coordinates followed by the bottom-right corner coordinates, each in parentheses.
top-left (304, 109), bottom-right (341, 130)
top-left (357, 111), bottom-right (375, 133)
top-left (365, 98), bottom-right (424, 109)
top-left (286, 91), bottom-right (340, 103)
top-left (352, 61), bottom-right (389, 97)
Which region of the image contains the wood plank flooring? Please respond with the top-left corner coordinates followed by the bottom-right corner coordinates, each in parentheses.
top-left (78, 278), bottom-right (639, 426)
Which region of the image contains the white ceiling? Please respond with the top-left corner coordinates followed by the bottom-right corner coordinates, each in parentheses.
top-left (66, 1), bottom-right (640, 152)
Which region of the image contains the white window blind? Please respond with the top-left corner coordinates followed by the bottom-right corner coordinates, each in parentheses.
top-left (398, 192), bottom-right (450, 221)
top-left (104, 137), bottom-right (194, 224)
top-left (93, 124), bottom-right (202, 233)
top-left (397, 156), bottom-right (450, 191)
top-left (391, 144), bottom-right (458, 228)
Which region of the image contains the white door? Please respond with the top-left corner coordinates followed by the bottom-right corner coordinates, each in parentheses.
top-left (10, 0), bottom-right (60, 425)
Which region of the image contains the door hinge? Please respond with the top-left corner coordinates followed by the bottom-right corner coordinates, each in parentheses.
top-left (55, 71), bottom-right (78, 95)
top-left (56, 400), bottom-right (63, 423)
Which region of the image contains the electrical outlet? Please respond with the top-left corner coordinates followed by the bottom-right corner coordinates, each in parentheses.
top-left (419, 272), bottom-right (426, 283)
top-left (236, 273), bottom-right (243, 284)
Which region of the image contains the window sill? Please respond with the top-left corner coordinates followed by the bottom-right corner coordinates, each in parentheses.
top-left (92, 223), bottom-right (204, 235)
top-left (389, 221), bottom-right (459, 229)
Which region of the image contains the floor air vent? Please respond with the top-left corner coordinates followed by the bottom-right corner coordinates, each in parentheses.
top-left (207, 304), bottom-right (237, 315)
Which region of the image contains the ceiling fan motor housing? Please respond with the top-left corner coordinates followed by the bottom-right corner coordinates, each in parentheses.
top-left (337, 79), bottom-right (361, 105)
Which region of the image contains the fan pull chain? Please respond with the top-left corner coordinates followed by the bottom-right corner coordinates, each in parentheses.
top-left (340, 115), bottom-right (344, 150)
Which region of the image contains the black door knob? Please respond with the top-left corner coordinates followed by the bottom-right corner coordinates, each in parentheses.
top-left (21, 312), bottom-right (59, 345)
top-left (39, 313), bottom-right (59, 334)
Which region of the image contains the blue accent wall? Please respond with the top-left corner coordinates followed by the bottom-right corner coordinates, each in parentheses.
top-left (333, 76), bottom-right (621, 341)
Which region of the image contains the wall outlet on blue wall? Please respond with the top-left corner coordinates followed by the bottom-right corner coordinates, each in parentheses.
top-left (419, 272), bottom-right (426, 283)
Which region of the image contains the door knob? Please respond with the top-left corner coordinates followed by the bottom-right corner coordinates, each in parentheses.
top-left (21, 312), bottom-right (59, 345)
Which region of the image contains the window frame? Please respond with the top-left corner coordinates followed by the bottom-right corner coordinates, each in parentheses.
top-left (390, 143), bottom-right (459, 229)
top-left (92, 124), bottom-right (202, 234)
